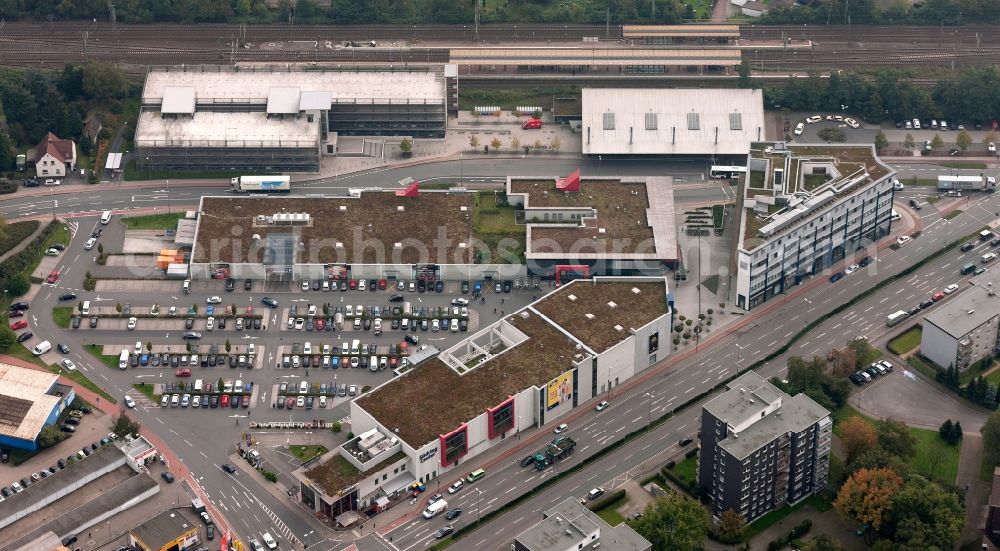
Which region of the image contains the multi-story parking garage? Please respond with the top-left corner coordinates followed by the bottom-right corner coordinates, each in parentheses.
top-left (136, 65), bottom-right (446, 173)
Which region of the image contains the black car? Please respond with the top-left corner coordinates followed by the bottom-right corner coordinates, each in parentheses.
top-left (22, 178), bottom-right (39, 187)
top-left (58, 293), bottom-right (77, 301)
top-left (51, 243), bottom-right (65, 251)
top-left (389, 293), bottom-right (404, 303)
top-left (218, 317), bottom-right (226, 329)
top-left (261, 297), bottom-right (278, 308)
top-left (182, 331), bottom-right (202, 340)
top-left (10, 302), bottom-right (28, 311)
top-left (225, 278), bottom-right (235, 292)
top-left (520, 455), bottom-right (534, 468)
top-left (71, 316), bottom-right (81, 329)
top-left (91, 227), bottom-right (103, 238)
top-left (435, 280), bottom-right (444, 292)
top-left (858, 256), bottom-right (872, 267)
top-left (90, 317), bottom-right (98, 328)
top-left (848, 373), bottom-right (865, 386)
top-left (57, 343), bottom-right (70, 354)
top-left (919, 299), bottom-right (934, 309)
top-left (326, 317), bottom-right (334, 331)
top-left (171, 356), bottom-right (180, 368)
top-left (221, 463), bottom-right (237, 474)
top-left (253, 318), bottom-right (261, 330)
top-left (405, 334), bottom-right (419, 344)
top-left (908, 306), bottom-right (921, 316)
top-left (459, 319), bottom-right (468, 331)
top-left (417, 280), bottom-right (426, 293)
top-left (16, 332), bottom-right (32, 343)
top-left (206, 525), bottom-right (215, 540)
top-left (679, 437), bottom-right (694, 446)
top-left (961, 242), bottom-right (976, 252)
top-left (445, 508), bottom-right (462, 520)
top-left (244, 279), bottom-right (253, 291)
top-left (339, 280), bottom-right (348, 291)
top-left (185, 318), bottom-right (194, 329)
top-left (210, 395), bottom-right (219, 408)
top-left (991, 238), bottom-right (1000, 247)
top-left (461, 281), bottom-right (470, 293)
top-left (161, 471), bottom-right (175, 483)
top-left (0, 450), bottom-right (7, 463)
top-left (130, 354), bottom-right (138, 367)
top-left (312, 279), bottom-right (321, 291)
top-left (503, 280), bottom-right (512, 293)
top-left (369, 279), bottom-right (378, 292)
top-left (434, 526), bottom-right (454, 539)
top-left (229, 355), bottom-right (238, 368)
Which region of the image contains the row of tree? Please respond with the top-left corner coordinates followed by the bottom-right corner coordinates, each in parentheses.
top-left (762, 0), bottom-right (999, 25)
top-left (757, 67), bottom-right (1000, 127)
top-left (935, 363), bottom-right (999, 408)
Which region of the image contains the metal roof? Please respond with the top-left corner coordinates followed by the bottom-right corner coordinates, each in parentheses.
top-left (623, 24), bottom-right (740, 38)
top-left (160, 86), bottom-right (196, 115)
top-left (582, 88), bottom-right (765, 155)
top-left (0, 363), bottom-right (59, 442)
top-left (923, 273), bottom-right (1000, 339)
top-left (299, 90), bottom-right (332, 111)
top-left (266, 87), bottom-right (301, 114)
top-left (449, 47), bottom-right (741, 66)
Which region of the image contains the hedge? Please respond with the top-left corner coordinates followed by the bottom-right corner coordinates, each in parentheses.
top-left (0, 220), bottom-right (58, 296)
top-left (586, 488), bottom-right (626, 512)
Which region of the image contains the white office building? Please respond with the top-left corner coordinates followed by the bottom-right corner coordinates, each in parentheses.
top-left (733, 144), bottom-right (897, 310)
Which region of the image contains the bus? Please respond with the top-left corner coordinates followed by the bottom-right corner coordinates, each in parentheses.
top-left (709, 165), bottom-right (748, 179)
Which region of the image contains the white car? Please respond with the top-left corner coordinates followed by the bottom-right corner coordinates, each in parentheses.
top-left (553, 423), bottom-right (568, 434)
top-left (84, 237), bottom-right (97, 250)
top-left (61, 358), bottom-right (77, 371)
top-left (124, 395), bottom-right (136, 408)
top-left (595, 400), bottom-right (609, 411)
top-left (448, 480), bottom-right (464, 494)
top-left (451, 297), bottom-right (470, 306)
top-left (943, 283), bottom-right (959, 294)
top-left (989, 142), bottom-right (997, 153)
top-left (844, 118), bottom-right (860, 129)
top-left (896, 236), bottom-right (912, 246)
top-left (301, 280), bottom-right (310, 291)
top-left (127, 317), bottom-right (137, 330)
top-left (358, 279), bottom-right (366, 291)
top-left (251, 539), bottom-right (265, 551)
top-left (844, 264), bottom-right (860, 275)
top-left (983, 252), bottom-right (998, 263)
top-left (206, 296), bottom-right (222, 304)
top-left (893, 179), bottom-right (904, 191)
top-left (287, 317), bottom-right (294, 329)
top-left (805, 115), bottom-right (822, 124)
top-left (262, 533), bottom-right (277, 549)
top-left (295, 318), bottom-right (305, 330)
top-left (794, 122), bottom-right (804, 136)
top-left (206, 317), bottom-right (215, 331)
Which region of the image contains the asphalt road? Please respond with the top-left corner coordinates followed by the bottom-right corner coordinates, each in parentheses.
top-left (384, 189), bottom-right (1000, 551)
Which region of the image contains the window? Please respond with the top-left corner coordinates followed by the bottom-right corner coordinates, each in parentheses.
top-left (687, 112), bottom-right (700, 130)
top-left (729, 112), bottom-right (743, 130)
top-left (645, 112), bottom-right (657, 130)
top-left (603, 112), bottom-right (615, 130)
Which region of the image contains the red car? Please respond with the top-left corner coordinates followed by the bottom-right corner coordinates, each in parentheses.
top-left (175, 368), bottom-right (191, 377)
top-left (400, 342), bottom-right (409, 355)
top-left (349, 279), bottom-right (358, 290)
top-left (10, 320), bottom-right (27, 330)
top-left (45, 270), bottom-right (59, 284)
top-left (378, 279), bottom-right (387, 290)
top-left (241, 395), bottom-right (250, 408)
top-left (220, 394), bottom-right (230, 407)
top-left (521, 118), bottom-right (543, 130)
top-left (285, 397), bottom-right (295, 409)
top-left (931, 291), bottom-right (945, 302)
top-left (315, 319), bottom-right (325, 331)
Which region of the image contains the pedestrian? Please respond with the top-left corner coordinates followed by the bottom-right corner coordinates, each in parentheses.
top-left (493, 308), bottom-right (497, 313)
top-left (236, 419), bottom-right (239, 426)
top-left (501, 298), bottom-right (505, 304)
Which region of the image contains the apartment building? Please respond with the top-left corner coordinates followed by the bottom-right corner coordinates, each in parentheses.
top-left (733, 143), bottom-right (896, 310)
top-left (920, 270), bottom-right (1000, 371)
top-left (698, 372), bottom-right (832, 523)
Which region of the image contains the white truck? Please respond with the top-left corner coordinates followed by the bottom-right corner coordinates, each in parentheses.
top-left (886, 310), bottom-right (910, 327)
top-left (423, 499), bottom-right (448, 519)
top-left (230, 175), bottom-right (291, 193)
top-left (936, 174), bottom-right (997, 192)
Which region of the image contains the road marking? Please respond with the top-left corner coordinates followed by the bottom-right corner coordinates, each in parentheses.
top-left (631, 416), bottom-right (642, 423)
top-left (768, 340), bottom-right (778, 347)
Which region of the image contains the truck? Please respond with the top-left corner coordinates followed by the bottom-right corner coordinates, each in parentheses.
top-left (230, 175), bottom-right (291, 194)
top-left (886, 310), bottom-right (910, 327)
top-left (422, 499), bottom-right (448, 519)
top-left (533, 436), bottom-right (576, 470)
top-left (936, 174), bottom-right (997, 192)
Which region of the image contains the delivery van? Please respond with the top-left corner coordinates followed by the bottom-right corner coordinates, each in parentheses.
top-left (32, 341), bottom-right (51, 355)
top-left (119, 350), bottom-right (129, 369)
top-left (423, 499), bottom-right (448, 519)
top-left (81, 301), bottom-right (91, 315)
top-left (100, 210), bottom-right (113, 224)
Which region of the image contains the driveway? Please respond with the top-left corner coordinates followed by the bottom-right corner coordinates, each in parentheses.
top-left (850, 367), bottom-right (989, 432)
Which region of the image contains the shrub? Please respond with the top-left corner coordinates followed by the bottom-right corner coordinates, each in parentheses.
top-left (665, 460), bottom-right (676, 469)
top-left (767, 538), bottom-right (786, 551)
top-left (331, 421), bottom-right (342, 433)
top-left (788, 519), bottom-right (812, 539)
top-left (262, 470), bottom-right (278, 483)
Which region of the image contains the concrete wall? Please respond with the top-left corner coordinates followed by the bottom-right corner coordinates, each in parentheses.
top-left (920, 321), bottom-right (961, 370)
top-left (356, 455), bottom-right (410, 509)
top-left (189, 262), bottom-right (526, 281)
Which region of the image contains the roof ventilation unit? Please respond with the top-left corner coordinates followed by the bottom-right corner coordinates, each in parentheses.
top-left (631, 287), bottom-right (641, 295)
top-left (613, 324), bottom-right (624, 332)
top-left (607, 301), bottom-right (617, 309)
top-left (567, 294), bottom-right (577, 302)
top-left (585, 313), bottom-right (595, 320)
top-left (339, 205), bottom-right (347, 212)
top-left (397, 206), bottom-right (405, 212)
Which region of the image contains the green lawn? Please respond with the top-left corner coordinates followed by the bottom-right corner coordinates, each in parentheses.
top-left (26, 223), bottom-right (70, 280)
top-left (289, 445), bottom-right (328, 463)
top-left (887, 326), bottom-right (922, 355)
top-left (744, 493), bottom-right (832, 539)
top-left (909, 427), bottom-right (960, 483)
top-left (671, 455), bottom-right (698, 487)
top-left (132, 382), bottom-right (160, 403)
top-left (908, 355), bottom-right (939, 380)
top-left (456, 86), bottom-right (578, 112)
top-left (944, 210), bottom-right (964, 220)
top-left (939, 161), bottom-right (987, 169)
top-left (48, 364), bottom-right (116, 404)
top-left (121, 212), bottom-right (186, 230)
top-left (986, 366), bottom-right (1000, 385)
top-left (85, 344), bottom-right (120, 370)
top-left (981, 456), bottom-right (997, 482)
top-left (593, 494), bottom-right (629, 526)
top-left (52, 306), bottom-right (74, 329)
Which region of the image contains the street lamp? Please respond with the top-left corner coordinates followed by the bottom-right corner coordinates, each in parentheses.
top-left (166, 178), bottom-right (171, 213)
top-left (803, 297), bottom-right (814, 324)
top-left (645, 392), bottom-right (652, 426)
top-left (145, 156), bottom-right (150, 180)
top-left (303, 530), bottom-right (314, 548)
top-left (476, 488), bottom-right (483, 527)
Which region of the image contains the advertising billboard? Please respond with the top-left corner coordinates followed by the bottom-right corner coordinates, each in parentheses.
top-left (546, 371), bottom-right (574, 410)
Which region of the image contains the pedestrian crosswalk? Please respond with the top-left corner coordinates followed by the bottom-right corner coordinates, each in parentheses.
top-left (67, 220), bottom-right (79, 238)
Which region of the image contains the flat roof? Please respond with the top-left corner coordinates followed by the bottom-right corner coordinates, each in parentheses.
top-left (131, 510), bottom-right (198, 550)
top-left (143, 67), bottom-right (444, 104)
top-left (533, 279), bottom-right (668, 353)
top-left (924, 273), bottom-right (1000, 339)
top-left (357, 309), bottom-right (579, 447)
top-left (509, 177), bottom-right (676, 262)
top-left (136, 110), bottom-right (318, 149)
top-left (449, 47), bottom-right (741, 67)
top-left (740, 144), bottom-right (895, 250)
top-left (303, 451), bottom-right (406, 497)
top-left (160, 86), bottom-right (196, 114)
top-left (581, 88), bottom-right (765, 156)
top-left (266, 86), bottom-right (301, 114)
top-left (193, 193), bottom-right (477, 265)
top-left (0, 363), bottom-right (59, 442)
top-left (623, 24), bottom-right (740, 38)
top-left (516, 498), bottom-right (650, 551)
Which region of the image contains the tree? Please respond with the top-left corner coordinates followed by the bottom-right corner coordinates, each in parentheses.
top-left (887, 475), bottom-right (964, 550)
top-left (802, 533), bottom-right (846, 551)
top-left (533, 139), bottom-right (543, 150)
top-left (834, 467), bottom-right (903, 531)
top-left (841, 416), bottom-right (878, 463)
top-left (737, 58), bottom-right (753, 89)
top-left (97, 242), bottom-right (104, 254)
top-left (829, 347), bottom-right (858, 377)
top-left (490, 137), bottom-right (502, 151)
top-left (6, 273), bottom-right (30, 296)
top-left (550, 137), bottom-right (561, 151)
top-left (849, 446), bottom-right (910, 478)
top-left (398, 137), bottom-right (412, 154)
top-left (955, 129), bottom-right (973, 151)
top-left (716, 509), bottom-right (747, 543)
top-left (903, 133), bottom-right (915, 149)
top-left (630, 493), bottom-right (708, 551)
top-left (469, 135), bottom-right (479, 148)
top-left (874, 130), bottom-right (889, 153)
top-left (38, 425), bottom-right (66, 448)
top-left (952, 421), bottom-right (964, 443)
top-left (878, 418), bottom-right (917, 460)
top-left (224, 339), bottom-right (231, 353)
top-left (510, 136), bottom-right (521, 151)
top-left (81, 63), bottom-right (129, 101)
top-left (111, 410), bottom-right (141, 437)
top-left (115, 302), bottom-right (123, 315)
top-left (0, 131), bottom-right (15, 171)
top-left (145, 341), bottom-right (152, 352)
top-left (0, 326), bottom-right (16, 353)
top-left (930, 134), bottom-right (944, 151)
